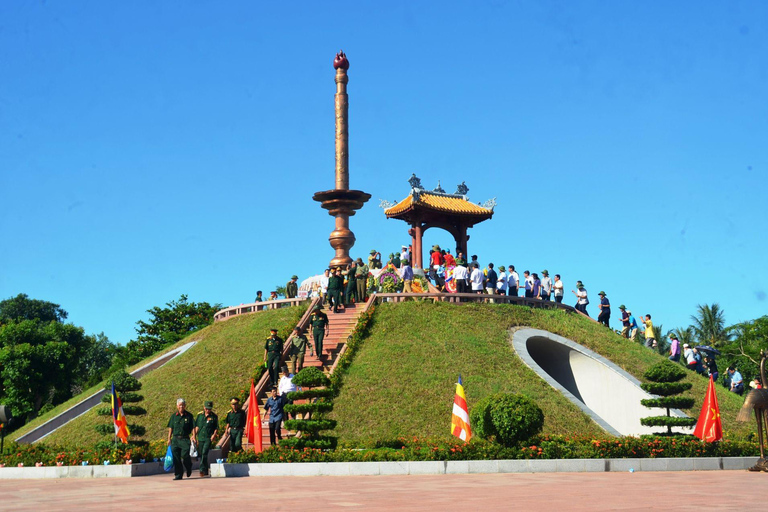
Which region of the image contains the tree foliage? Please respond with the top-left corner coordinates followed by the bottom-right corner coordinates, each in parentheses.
top-left (640, 361), bottom-right (696, 434)
top-left (470, 393), bottom-right (544, 446)
top-left (717, 315), bottom-right (768, 383)
top-left (0, 294), bottom-right (68, 324)
top-left (117, 295), bottom-right (221, 365)
top-left (691, 303), bottom-right (733, 347)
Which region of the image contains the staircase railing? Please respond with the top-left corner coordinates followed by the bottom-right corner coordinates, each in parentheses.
top-left (214, 297), bottom-right (308, 322)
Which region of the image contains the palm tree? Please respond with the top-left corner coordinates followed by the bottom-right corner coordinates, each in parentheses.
top-left (691, 303), bottom-right (733, 347)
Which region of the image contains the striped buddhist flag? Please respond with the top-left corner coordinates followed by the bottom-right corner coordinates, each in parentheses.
top-left (111, 382), bottom-right (130, 443)
top-left (451, 375), bottom-right (472, 441)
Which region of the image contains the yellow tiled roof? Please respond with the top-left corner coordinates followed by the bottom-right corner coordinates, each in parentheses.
top-left (385, 192), bottom-right (493, 217)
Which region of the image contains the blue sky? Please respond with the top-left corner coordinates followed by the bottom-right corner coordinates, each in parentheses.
top-left (1, 1), bottom-right (766, 345)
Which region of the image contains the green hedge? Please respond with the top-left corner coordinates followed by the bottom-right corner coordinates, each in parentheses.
top-left (640, 397), bottom-right (695, 409)
top-left (640, 416), bottom-right (697, 427)
top-left (287, 389), bottom-right (334, 400)
top-left (284, 402), bottom-right (333, 415)
top-left (470, 393), bottom-right (544, 447)
top-left (643, 361), bottom-right (687, 383)
top-left (291, 367), bottom-right (330, 388)
top-left (284, 419), bottom-right (337, 433)
top-left (641, 382), bottom-right (692, 396)
top-left (96, 405), bottom-right (147, 416)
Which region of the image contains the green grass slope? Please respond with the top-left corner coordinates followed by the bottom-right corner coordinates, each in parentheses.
top-left (32, 306), bottom-right (305, 446)
top-left (330, 302), bottom-right (752, 443)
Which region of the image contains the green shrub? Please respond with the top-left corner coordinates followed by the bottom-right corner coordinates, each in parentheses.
top-left (640, 362), bottom-right (696, 434)
top-left (95, 370), bottom-right (145, 442)
top-left (470, 393), bottom-right (544, 447)
top-left (292, 367), bottom-right (330, 388)
top-left (287, 389), bottom-right (334, 400)
top-left (96, 405), bottom-right (147, 416)
top-left (641, 382), bottom-right (692, 396)
top-left (283, 402), bottom-right (333, 415)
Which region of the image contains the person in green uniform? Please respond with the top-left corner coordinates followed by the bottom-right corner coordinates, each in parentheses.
top-left (166, 398), bottom-right (195, 480)
top-left (327, 267), bottom-right (344, 313)
top-left (285, 275), bottom-right (299, 299)
top-left (289, 327), bottom-right (312, 374)
top-left (309, 306), bottom-right (330, 362)
top-left (344, 262), bottom-right (357, 305)
top-left (225, 397), bottom-right (246, 453)
top-left (355, 257), bottom-right (369, 303)
top-left (264, 328), bottom-right (284, 387)
top-left (194, 400), bottom-right (218, 478)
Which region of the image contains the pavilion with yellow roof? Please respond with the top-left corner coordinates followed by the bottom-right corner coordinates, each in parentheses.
top-left (382, 174), bottom-right (495, 271)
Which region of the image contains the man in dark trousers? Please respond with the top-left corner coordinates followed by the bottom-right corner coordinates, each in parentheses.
top-left (597, 291), bottom-right (611, 328)
top-left (285, 275), bottom-right (299, 299)
top-left (225, 397), bottom-right (246, 453)
top-left (166, 398), bottom-right (195, 480)
top-left (264, 328), bottom-right (284, 387)
top-left (309, 306), bottom-right (330, 362)
top-left (194, 400), bottom-right (218, 478)
top-left (327, 267), bottom-right (344, 313)
top-left (263, 387), bottom-right (288, 446)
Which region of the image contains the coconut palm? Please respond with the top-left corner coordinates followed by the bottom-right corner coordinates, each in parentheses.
top-left (669, 326), bottom-right (695, 347)
top-left (691, 303), bottom-right (733, 347)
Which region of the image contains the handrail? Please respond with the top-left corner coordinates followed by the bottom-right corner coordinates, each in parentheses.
top-left (371, 292), bottom-right (598, 322)
top-left (214, 297), bottom-right (308, 322)
top-left (217, 295), bottom-right (322, 452)
top-left (328, 293), bottom-right (377, 375)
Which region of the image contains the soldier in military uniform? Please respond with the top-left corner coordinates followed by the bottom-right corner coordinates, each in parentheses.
top-left (309, 306), bottom-right (330, 362)
top-left (225, 397), bottom-right (246, 453)
top-left (327, 267), bottom-right (344, 313)
top-left (343, 262), bottom-right (357, 305)
top-left (289, 327), bottom-right (312, 374)
top-left (286, 275), bottom-right (299, 299)
top-left (166, 398), bottom-right (195, 480)
top-left (264, 328), bottom-right (284, 387)
top-left (194, 400), bottom-right (218, 478)
top-left (355, 257), bottom-right (369, 303)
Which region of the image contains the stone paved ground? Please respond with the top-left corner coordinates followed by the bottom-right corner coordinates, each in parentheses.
top-left (0, 471), bottom-right (763, 511)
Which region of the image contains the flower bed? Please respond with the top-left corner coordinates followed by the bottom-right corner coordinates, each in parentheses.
top-left (0, 441), bottom-right (165, 467)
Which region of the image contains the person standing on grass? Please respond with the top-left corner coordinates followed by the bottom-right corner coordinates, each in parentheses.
top-left (532, 273), bottom-right (542, 299)
top-left (572, 282), bottom-right (589, 315)
top-left (497, 266), bottom-right (508, 295)
top-left (619, 305), bottom-right (630, 337)
top-left (641, 314), bottom-right (655, 348)
top-left (167, 398), bottom-right (194, 480)
top-left (309, 306), bottom-right (330, 362)
top-left (285, 275), bottom-right (299, 299)
top-left (523, 271), bottom-right (533, 298)
top-left (470, 263), bottom-right (484, 293)
top-left (508, 265), bottom-right (519, 297)
top-left (597, 291), bottom-right (611, 328)
top-left (453, 259), bottom-right (468, 295)
top-left (668, 333), bottom-right (681, 362)
top-left (194, 401), bottom-right (218, 478)
top-left (486, 263), bottom-right (498, 295)
top-left (540, 270), bottom-right (552, 301)
top-left (263, 387), bottom-right (289, 446)
top-left (225, 397), bottom-right (246, 453)
top-left (401, 258), bottom-right (414, 293)
top-left (553, 274), bottom-right (564, 303)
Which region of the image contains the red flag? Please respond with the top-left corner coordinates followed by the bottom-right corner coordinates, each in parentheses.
top-left (693, 375), bottom-right (723, 442)
top-left (245, 379), bottom-right (263, 453)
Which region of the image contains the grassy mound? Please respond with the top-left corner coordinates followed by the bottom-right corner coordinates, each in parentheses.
top-left (20, 306), bottom-right (305, 446)
top-left (330, 302), bottom-right (752, 443)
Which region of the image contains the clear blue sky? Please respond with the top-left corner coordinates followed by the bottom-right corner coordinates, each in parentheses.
top-left (1, 1), bottom-right (766, 345)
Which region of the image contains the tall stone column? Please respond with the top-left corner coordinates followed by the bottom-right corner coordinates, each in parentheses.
top-left (313, 51), bottom-right (371, 269)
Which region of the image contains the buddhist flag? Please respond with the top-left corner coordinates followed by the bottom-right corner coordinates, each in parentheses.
top-left (111, 382), bottom-right (130, 443)
top-left (451, 375), bottom-right (472, 441)
top-left (245, 379), bottom-right (263, 453)
top-left (693, 375), bottom-right (723, 442)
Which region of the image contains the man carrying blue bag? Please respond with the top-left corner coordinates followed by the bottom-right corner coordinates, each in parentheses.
top-left (166, 398), bottom-right (195, 480)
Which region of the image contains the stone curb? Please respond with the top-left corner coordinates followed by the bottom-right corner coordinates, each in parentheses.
top-left (0, 457), bottom-right (757, 479)
top-left (210, 457), bottom-right (759, 477)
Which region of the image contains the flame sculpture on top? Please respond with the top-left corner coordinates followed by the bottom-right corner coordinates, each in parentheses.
top-left (312, 51), bottom-right (371, 268)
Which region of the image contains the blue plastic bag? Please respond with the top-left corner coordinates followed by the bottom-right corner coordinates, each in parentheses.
top-left (163, 445), bottom-right (173, 472)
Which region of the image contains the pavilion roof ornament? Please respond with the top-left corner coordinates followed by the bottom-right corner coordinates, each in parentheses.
top-left (481, 197), bottom-right (497, 211)
top-left (433, 181), bottom-right (445, 194)
top-left (379, 199), bottom-right (397, 209)
top-left (408, 173), bottom-right (423, 190)
top-left (455, 182), bottom-right (469, 196)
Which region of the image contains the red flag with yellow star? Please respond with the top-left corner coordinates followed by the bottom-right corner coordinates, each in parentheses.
top-left (693, 375), bottom-right (722, 442)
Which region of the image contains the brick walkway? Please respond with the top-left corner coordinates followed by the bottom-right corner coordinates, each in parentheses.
top-left (0, 471), bottom-right (763, 511)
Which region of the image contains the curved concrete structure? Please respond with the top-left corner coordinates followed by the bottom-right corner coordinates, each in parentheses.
top-left (512, 328), bottom-right (691, 437)
top-left (15, 341), bottom-right (197, 444)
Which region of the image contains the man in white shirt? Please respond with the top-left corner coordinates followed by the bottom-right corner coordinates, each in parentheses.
top-left (277, 366), bottom-right (297, 420)
top-left (553, 274), bottom-right (564, 303)
top-left (453, 261), bottom-right (469, 294)
top-left (319, 269), bottom-right (330, 305)
top-left (507, 265), bottom-right (519, 297)
top-left (400, 246), bottom-right (408, 268)
top-left (470, 263), bottom-right (484, 293)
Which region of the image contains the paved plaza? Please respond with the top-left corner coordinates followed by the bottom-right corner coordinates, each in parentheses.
top-left (0, 471), bottom-right (763, 511)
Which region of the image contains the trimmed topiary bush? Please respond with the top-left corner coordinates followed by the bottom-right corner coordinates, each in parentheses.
top-left (640, 361), bottom-right (696, 434)
top-left (469, 393), bottom-right (544, 447)
top-left (283, 367), bottom-right (337, 449)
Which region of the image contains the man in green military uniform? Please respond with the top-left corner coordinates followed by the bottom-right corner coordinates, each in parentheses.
top-left (327, 267), bottom-right (344, 313)
top-left (194, 400), bottom-right (218, 478)
top-left (285, 275), bottom-right (299, 299)
top-left (309, 306), bottom-right (330, 362)
top-left (225, 397), bottom-right (246, 453)
top-left (289, 327), bottom-right (312, 374)
top-left (264, 328), bottom-right (284, 387)
top-left (343, 261), bottom-right (357, 305)
top-left (166, 398), bottom-right (195, 480)
top-left (355, 257), bottom-right (369, 303)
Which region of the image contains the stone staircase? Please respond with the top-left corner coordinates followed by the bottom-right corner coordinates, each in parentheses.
top-left (255, 300), bottom-right (365, 448)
